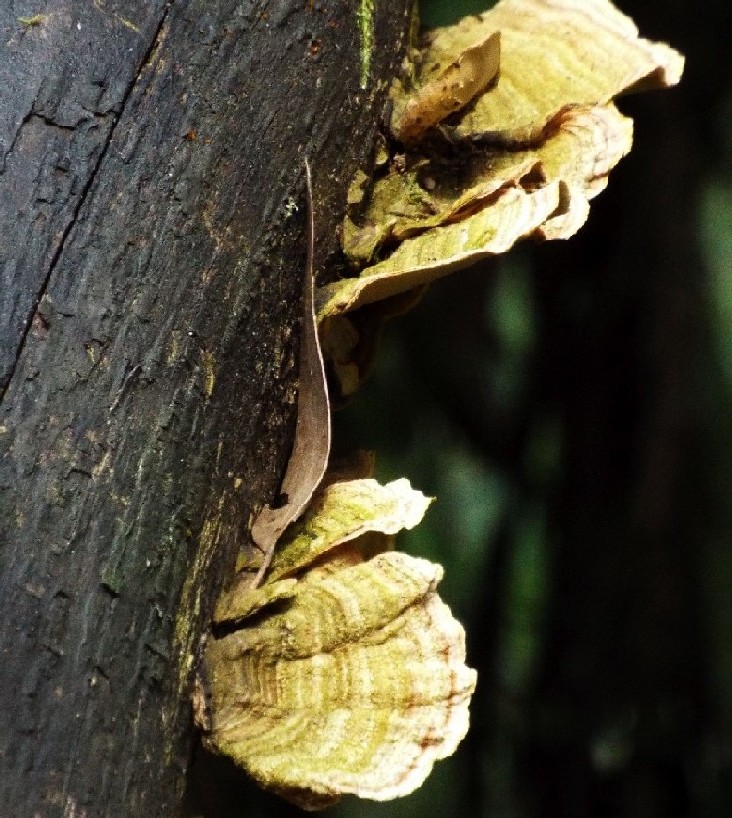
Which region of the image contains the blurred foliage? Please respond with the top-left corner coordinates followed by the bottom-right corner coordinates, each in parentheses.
top-left (420, 0), bottom-right (496, 28)
top-left (333, 0), bottom-right (732, 816)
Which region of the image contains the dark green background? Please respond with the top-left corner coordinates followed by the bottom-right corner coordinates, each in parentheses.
top-left (335, 0), bottom-right (732, 815)
top-left (236, 1), bottom-right (732, 815)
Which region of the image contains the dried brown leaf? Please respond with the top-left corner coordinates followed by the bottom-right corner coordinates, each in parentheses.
top-left (249, 161), bottom-right (331, 586)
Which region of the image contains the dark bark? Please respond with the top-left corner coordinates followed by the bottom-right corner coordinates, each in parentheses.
top-left (0, 2), bottom-right (411, 815)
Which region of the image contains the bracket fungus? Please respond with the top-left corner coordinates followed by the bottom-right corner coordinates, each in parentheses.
top-left (319, 0), bottom-right (684, 397)
top-left (197, 478), bottom-right (476, 810)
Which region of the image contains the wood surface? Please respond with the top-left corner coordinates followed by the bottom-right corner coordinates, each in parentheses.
top-left (0, 2), bottom-right (410, 814)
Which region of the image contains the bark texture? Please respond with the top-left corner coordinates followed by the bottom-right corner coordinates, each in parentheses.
top-left (0, 2), bottom-right (411, 815)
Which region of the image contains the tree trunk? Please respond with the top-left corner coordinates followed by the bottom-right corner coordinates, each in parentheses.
top-left (0, 2), bottom-right (410, 815)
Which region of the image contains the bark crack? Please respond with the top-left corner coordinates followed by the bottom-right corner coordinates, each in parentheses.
top-left (0, 1), bottom-right (175, 405)
top-left (0, 105), bottom-right (34, 173)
